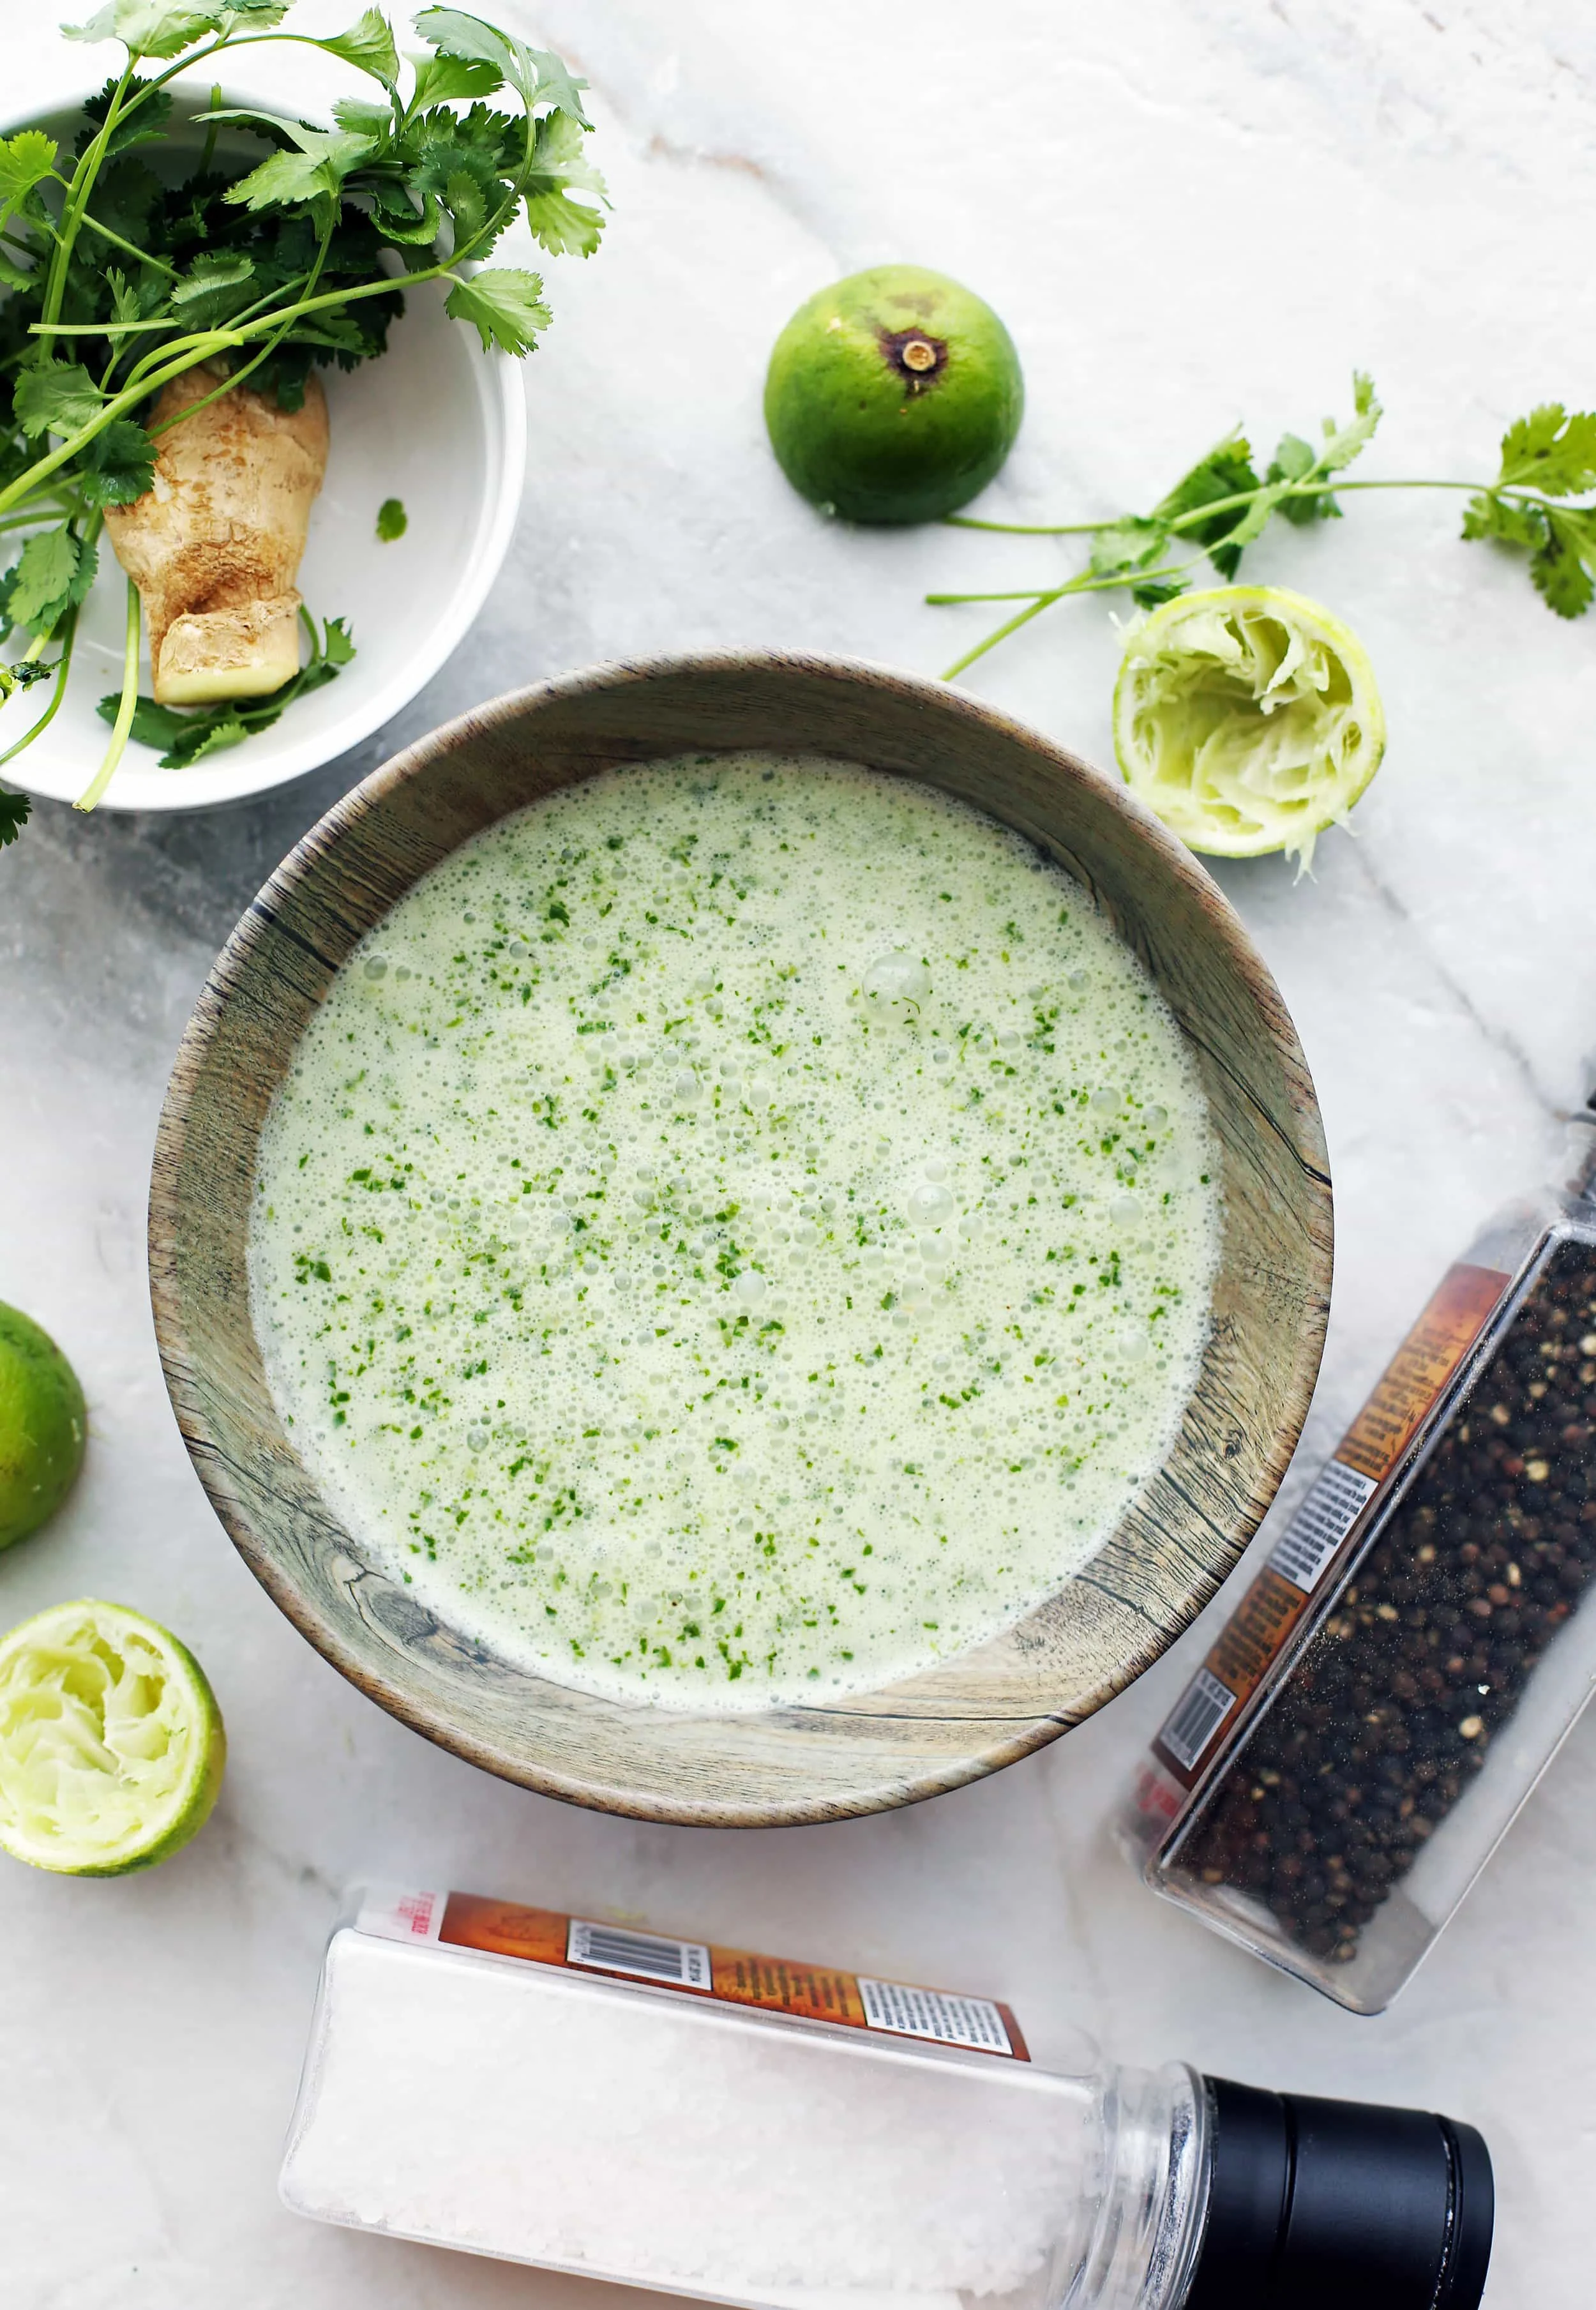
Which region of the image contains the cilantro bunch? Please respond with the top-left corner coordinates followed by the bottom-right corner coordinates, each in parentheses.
top-left (931, 377), bottom-right (1596, 677)
top-left (0, 0), bottom-right (606, 839)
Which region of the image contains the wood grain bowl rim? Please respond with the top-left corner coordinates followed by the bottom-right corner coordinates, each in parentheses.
top-left (149, 649), bottom-right (1332, 1824)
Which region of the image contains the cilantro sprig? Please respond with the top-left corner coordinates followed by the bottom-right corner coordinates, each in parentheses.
top-left (0, 1), bottom-right (605, 830)
top-left (930, 377), bottom-right (1596, 676)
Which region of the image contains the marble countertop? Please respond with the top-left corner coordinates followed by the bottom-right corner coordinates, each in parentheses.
top-left (6, 1), bottom-right (1596, 2301)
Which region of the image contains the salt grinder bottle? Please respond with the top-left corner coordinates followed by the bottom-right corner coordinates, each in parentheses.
top-left (282, 1891), bottom-right (1494, 2308)
top-left (1124, 1092), bottom-right (1596, 2011)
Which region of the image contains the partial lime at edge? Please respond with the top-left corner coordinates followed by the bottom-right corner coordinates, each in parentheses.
top-left (764, 264), bottom-right (1024, 525)
top-left (0, 1599), bottom-right (225, 1875)
top-left (1113, 585), bottom-right (1387, 871)
top-left (0, 1301), bottom-right (86, 1550)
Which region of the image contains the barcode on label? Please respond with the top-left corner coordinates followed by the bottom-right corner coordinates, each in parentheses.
top-left (1269, 1460), bottom-right (1378, 1596)
top-left (1158, 1665), bottom-right (1237, 1774)
top-left (856, 1977), bottom-right (1013, 2055)
top-left (566, 1918), bottom-right (711, 1989)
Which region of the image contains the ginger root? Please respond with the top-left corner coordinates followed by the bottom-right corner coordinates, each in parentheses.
top-left (105, 363), bottom-right (328, 706)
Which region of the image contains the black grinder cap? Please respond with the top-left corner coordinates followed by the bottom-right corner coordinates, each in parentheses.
top-left (1184, 2075), bottom-right (1493, 2309)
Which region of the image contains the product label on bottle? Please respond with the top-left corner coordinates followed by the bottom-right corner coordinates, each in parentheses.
top-left (1150, 1259), bottom-right (1510, 1789)
top-left (355, 1886), bottom-right (1028, 2059)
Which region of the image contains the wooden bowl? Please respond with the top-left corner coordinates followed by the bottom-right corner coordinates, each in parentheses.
top-left (149, 654), bottom-right (1332, 1826)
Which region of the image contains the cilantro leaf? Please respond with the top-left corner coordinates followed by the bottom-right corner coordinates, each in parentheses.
top-left (1496, 404), bottom-right (1596, 498)
top-left (1267, 430), bottom-right (1341, 526)
top-left (416, 8), bottom-right (591, 125)
top-left (444, 265), bottom-right (550, 354)
top-left (376, 495), bottom-right (407, 540)
top-left (82, 71), bottom-right (174, 156)
top-left (77, 418), bottom-right (156, 508)
top-left (169, 710), bottom-right (252, 764)
top-left (331, 96), bottom-right (396, 140)
top-left (0, 130), bottom-right (58, 215)
top-left (1318, 370), bottom-right (1381, 473)
top-left (368, 182), bottom-right (441, 244)
top-left (444, 169), bottom-right (488, 242)
top-left (1459, 490), bottom-right (1596, 615)
top-left (518, 44), bottom-right (592, 126)
top-left (1532, 509), bottom-right (1596, 619)
top-left (98, 693), bottom-right (194, 753)
top-left (8, 527), bottom-right (92, 631)
top-left (13, 362), bottom-right (103, 441)
top-left (106, 268), bottom-right (143, 327)
top-left (408, 119), bottom-right (511, 250)
top-left (64, 4), bottom-right (255, 57)
top-left (1131, 577), bottom-right (1188, 608)
top-left (1269, 432), bottom-right (1318, 483)
top-left (1153, 430), bottom-right (1261, 578)
top-left (522, 110), bottom-right (607, 257)
top-left (1221, 487), bottom-right (1291, 555)
top-left (414, 8), bottom-right (525, 93)
top-left (216, 114), bottom-right (380, 210)
top-left (1088, 517), bottom-right (1170, 579)
top-left (169, 249), bottom-right (257, 324)
top-left (409, 50), bottom-right (502, 106)
top-left (98, 691), bottom-right (253, 767)
top-left (1460, 492), bottom-right (1545, 549)
top-left (317, 9), bottom-right (401, 88)
top-left (321, 614), bottom-right (356, 665)
top-left (0, 787), bottom-right (29, 847)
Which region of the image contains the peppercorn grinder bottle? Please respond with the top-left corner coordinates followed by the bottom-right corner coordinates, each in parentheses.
top-left (282, 1885), bottom-right (1493, 2308)
top-left (1121, 1098), bottom-right (1596, 2011)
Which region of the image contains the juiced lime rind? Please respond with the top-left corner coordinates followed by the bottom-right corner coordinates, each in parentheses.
top-left (0, 1302), bottom-right (87, 1550)
top-left (764, 264), bottom-right (1024, 525)
top-left (0, 1599), bottom-right (225, 1876)
top-left (1112, 585), bottom-right (1387, 870)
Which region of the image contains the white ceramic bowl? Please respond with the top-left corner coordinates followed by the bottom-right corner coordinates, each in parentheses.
top-left (0, 73), bottom-right (527, 814)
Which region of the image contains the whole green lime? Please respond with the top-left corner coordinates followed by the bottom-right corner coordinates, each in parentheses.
top-left (0, 1302), bottom-right (86, 1550)
top-left (764, 264), bottom-right (1024, 525)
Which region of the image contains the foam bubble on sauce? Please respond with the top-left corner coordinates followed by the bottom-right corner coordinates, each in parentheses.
top-left (248, 755), bottom-right (1221, 1710)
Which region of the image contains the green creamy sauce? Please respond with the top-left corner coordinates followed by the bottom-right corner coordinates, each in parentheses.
top-left (250, 756), bottom-right (1220, 1709)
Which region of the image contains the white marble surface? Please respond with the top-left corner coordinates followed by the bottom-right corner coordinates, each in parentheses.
top-left (5, 1), bottom-right (1596, 2301)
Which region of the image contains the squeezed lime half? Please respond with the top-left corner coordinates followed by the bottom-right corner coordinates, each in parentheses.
top-left (0, 1599), bottom-right (225, 1875)
top-left (1113, 585), bottom-right (1386, 870)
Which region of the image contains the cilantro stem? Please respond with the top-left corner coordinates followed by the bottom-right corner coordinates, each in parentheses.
top-left (199, 85), bottom-right (223, 179)
top-left (947, 474), bottom-right (1526, 542)
top-left (75, 578), bottom-right (140, 813)
top-left (73, 210), bottom-right (181, 280)
top-left (938, 562), bottom-right (1195, 680)
top-left (928, 587), bottom-right (1073, 603)
top-left (0, 608), bottom-right (77, 770)
top-left (1327, 477), bottom-right (1495, 495)
top-left (42, 65), bottom-right (135, 329)
top-left (942, 515), bottom-right (1106, 535)
top-left (0, 503), bottom-right (77, 532)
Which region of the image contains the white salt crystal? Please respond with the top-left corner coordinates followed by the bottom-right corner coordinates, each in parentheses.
top-left (281, 1928), bottom-right (1093, 2306)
